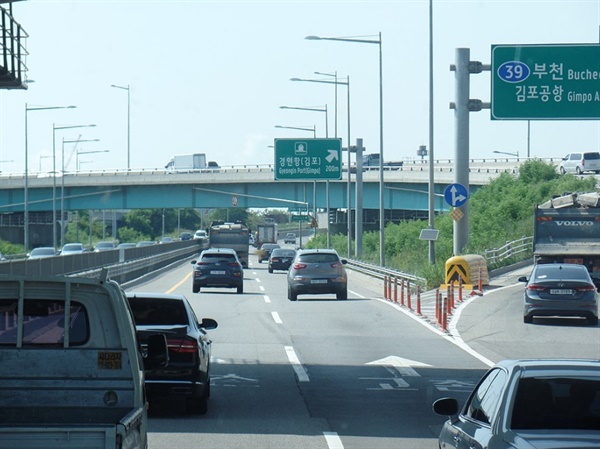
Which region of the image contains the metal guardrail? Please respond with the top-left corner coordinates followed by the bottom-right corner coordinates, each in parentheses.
top-left (482, 236), bottom-right (533, 265)
top-left (345, 258), bottom-right (427, 288)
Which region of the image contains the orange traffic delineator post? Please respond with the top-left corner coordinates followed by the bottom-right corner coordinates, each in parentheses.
top-left (393, 277), bottom-right (398, 303)
top-left (441, 297), bottom-right (448, 332)
top-left (406, 281), bottom-right (412, 311)
top-left (400, 279), bottom-right (405, 306)
top-left (384, 276), bottom-right (389, 300)
top-left (435, 289), bottom-right (441, 323)
top-left (416, 285), bottom-right (422, 316)
top-left (458, 275), bottom-right (463, 303)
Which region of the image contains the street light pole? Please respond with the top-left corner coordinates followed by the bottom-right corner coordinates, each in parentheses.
top-left (61, 137), bottom-right (100, 248)
top-left (290, 76), bottom-right (351, 254)
top-left (24, 103), bottom-right (76, 252)
top-left (76, 149), bottom-right (109, 171)
top-left (306, 33), bottom-right (384, 265)
top-left (110, 84), bottom-right (131, 170)
top-left (52, 123), bottom-right (96, 249)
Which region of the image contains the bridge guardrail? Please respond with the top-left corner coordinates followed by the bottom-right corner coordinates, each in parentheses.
top-left (482, 236), bottom-right (533, 266)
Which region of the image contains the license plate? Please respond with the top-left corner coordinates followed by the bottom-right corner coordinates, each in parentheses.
top-left (211, 270), bottom-right (226, 275)
top-left (550, 289), bottom-right (572, 295)
top-left (311, 279), bottom-right (327, 284)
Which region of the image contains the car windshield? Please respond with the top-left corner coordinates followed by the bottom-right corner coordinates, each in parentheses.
top-left (511, 377), bottom-right (600, 430)
top-left (62, 244), bottom-right (82, 251)
top-left (202, 254), bottom-right (237, 263)
top-left (533, 265), bottom-right (590, 281)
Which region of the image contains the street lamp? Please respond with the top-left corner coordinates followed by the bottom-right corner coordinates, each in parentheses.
top-left (24, 103), bottom-right (76, 251)
top-left (52, 123), bottom-right (96, 249)
top-left (493, 150), bottom-right (519, 158)
top-left (60, 137), bottom-right (100, 247)
top-left (291, 75), bottom-right (352, 256)
top-left (279, 106), bottom-right (328, 137)
top-left (306, 33), bottom-right (385, 266)
top-left (76, 149), bottom-right (109, 171)
top-left (110, 84), bottom-right (131, 170)
top-left (274, 125), bottom-right (316, 137)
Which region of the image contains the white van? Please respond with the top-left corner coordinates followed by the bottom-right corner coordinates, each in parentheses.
top-left (558, 152), bottom-right (600, 174)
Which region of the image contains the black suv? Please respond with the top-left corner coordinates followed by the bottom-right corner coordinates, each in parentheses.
top-left (191, 248), bottom-right (244, 294)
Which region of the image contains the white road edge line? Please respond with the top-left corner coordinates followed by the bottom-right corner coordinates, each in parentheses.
top-left (271, 311), bottom-right (282, 324)
top-left (284, 345), bottom-right (310, 382)
top-left (323, 431), bottom-right (345, 449)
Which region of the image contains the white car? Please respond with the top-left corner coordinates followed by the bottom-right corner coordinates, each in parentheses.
top-left (284, 233), bottom-right (296, 244)
top-left (193, 230), bottom-right (207, 240)
top-left (558, 152), bottom-right (600, 174)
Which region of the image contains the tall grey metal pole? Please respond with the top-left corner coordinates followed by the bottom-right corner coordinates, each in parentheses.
top-left (346, 76), bottom-right (352, 258)
top-left (428, 0), bottom-right (436, 264)
top-left (378, 32), bottom-right (385, 267)
top-left (52, 125), bottom-right (57, 249)
top-left (24, 104), bottom-right (29, 251)
top-left (453, 48), bottom-right (470, 255)
top-left (355, 138), bottom-right (364, 256)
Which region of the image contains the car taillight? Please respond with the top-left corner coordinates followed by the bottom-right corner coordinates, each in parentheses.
top-left (527, 284), bottom-right (547, 291)
top-left (167, 338), bottom-right (198, 353)
top-left (272, 258), bottom-right (280, 262)
top-left (196, 262), bottom-right (209, 266)
top-left (293, 263), bottom-right (307, 270)
top-left (330, 262), bottom-right (342, 268)
top-left (576, 285), bottom-right (596, 292)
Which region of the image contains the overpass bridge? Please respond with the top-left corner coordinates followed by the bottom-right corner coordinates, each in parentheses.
top-left (0, 157), bottom-right (535, 213)
top-left (0, 157), bottom-right (552, 246)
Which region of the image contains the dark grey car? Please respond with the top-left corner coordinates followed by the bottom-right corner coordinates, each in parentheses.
top-left (287, 249), bottom-right (348, 301)
top-left (126, 292), bottom-right (218, 414)
top-left (518, 263), bottom-right (599, 325)
top-left (191, 248), bottom-right (244, 294)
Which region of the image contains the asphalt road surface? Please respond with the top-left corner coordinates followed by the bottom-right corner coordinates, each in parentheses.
top-left (125, 255), bottom-right (599, 449)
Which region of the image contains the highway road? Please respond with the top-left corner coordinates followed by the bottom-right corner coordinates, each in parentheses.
top-left (125, 250), bottom-right (600, 449)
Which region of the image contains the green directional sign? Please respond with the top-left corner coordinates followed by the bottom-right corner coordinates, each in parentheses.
top-left (491, 44), bottom-right (600, 120)
top-left (291, 214), bottom-right (310, 222)
top-left (274, 138), bottom-right (342, 180)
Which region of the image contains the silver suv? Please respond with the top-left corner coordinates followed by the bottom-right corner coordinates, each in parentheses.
top-left (558, 152), bottom-right (600, 174)
top-left (287, 249), bottom-right (348, 301)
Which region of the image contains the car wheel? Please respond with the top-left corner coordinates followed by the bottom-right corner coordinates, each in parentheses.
top-left (185, 396), bottom-right (208, 415)
top-left (237, 284), bottom-right (244, 294)
top-left (336, 289), bottom-right (348, 300)
top-left (588, 316), bottom-right (599, 326)
top-left (524, 315), bottom-right (533, 324)
top-left (193, 284), bottom-right (200, 293)
top-left (288, 286), bottom-right (298, 301)
top-left (268, 267), bottom-right (273, 273)
top-left (559, 166), bottom-right (566, 175)
top-left (576, 166), bottom-right (582, 174)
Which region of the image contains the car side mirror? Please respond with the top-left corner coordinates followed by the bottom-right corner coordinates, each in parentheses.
top-left (517, 276), bottom-right (528, 283)
top-left (200, 318), bottom-right (218, 330)
top-left (144, 333), bottom-right (169, 369)
top-left (190, 260), bottom-right (197, 265)
top-left (432, 397), bottom-right (459, 416)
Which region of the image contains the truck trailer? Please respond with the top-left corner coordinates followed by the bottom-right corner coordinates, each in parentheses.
top-left (256, 223), bottom-right (278, 248)
top-left (209, 221), bottom-right (250, 268)
top-left (165, 153), bottom-right (207, 171)
top-left (533, 191), bottom-right (600, 287)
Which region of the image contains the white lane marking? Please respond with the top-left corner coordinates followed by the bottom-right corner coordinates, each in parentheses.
top-left (255, 277), bottom-right (261, 283)
top-left (271, 311), bottom-right (282, 324)
top-left (263, 295), bottom-right (271, 303)
top-left (323, 431), bottom-right (344, 449)
top-left (284, 346), bottom-right (310, 382)
top-left (374, 292), bottom-right (495, 368)
top-left (259, 285), bottom-right (265, 292)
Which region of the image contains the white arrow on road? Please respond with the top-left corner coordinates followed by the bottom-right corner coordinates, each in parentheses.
top-left (366, 356), bottom-right (432, 377)
top-left (451, 185), bottom-right (467, 206)
top-left (325, 149), bottom-right (339, 163)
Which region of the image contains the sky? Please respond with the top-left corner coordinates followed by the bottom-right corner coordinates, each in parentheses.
top-left (0, 0), bottom-right (599, 174)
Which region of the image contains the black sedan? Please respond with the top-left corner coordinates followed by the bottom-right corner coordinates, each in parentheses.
top-left (268, 248), bottom-right (296, 273)
top-left (518, 263), bottom-right (599, 325)
top-left (433, 359), bottom-right (600, 448)
top-left (125, 292), bottom-right (218, 414)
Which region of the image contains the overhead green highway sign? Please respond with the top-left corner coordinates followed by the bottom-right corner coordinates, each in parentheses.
top-left (491, 44), bottom-right (600, 120)
top-left (274, 138), bottom-right (342, 180)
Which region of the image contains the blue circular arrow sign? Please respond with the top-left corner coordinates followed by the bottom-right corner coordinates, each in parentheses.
top-left (444, 183), bottom-right (469, 207)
